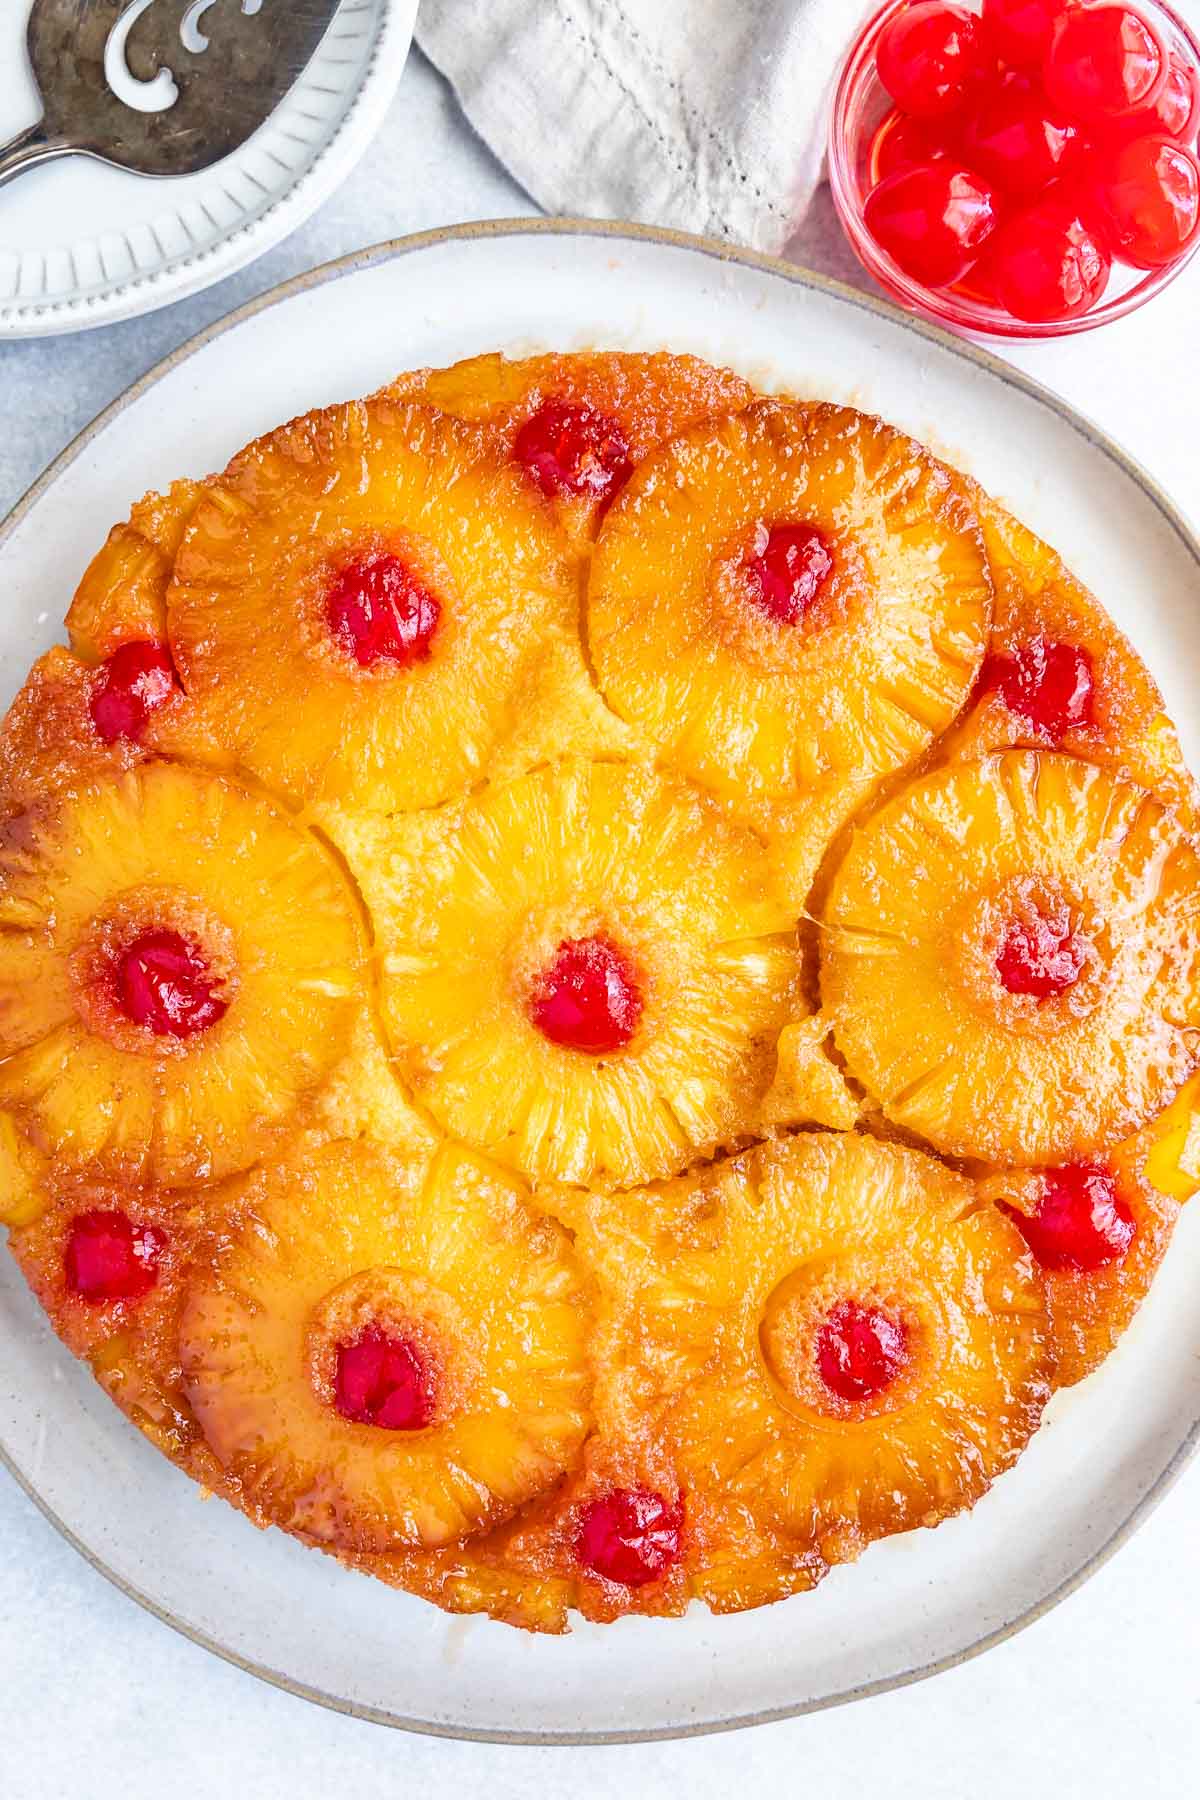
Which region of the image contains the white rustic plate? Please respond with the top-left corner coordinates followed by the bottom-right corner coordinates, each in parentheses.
top-left (0, 0), bottom-right (416, 337)
top-left (1, 222), bottom-right (1199, 1742)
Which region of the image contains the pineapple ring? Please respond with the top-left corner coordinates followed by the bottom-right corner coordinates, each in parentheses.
top-left (943, 491), bottom-right (1200, 825)
top-left (66, 478), bottom-right (206, 663)
top-left (6, 1167), bottom-right (225, 1480)
top-left (578, 1132), bottom-right (1051, 1566)
top-left (165, 398), bottom-right (578, 814)
top-left (355, 756), bottom-right (804, 1187)
top-left (386, 350), bottom-right (754, 544)
top-left (586, 401), bottom-right (992, 807)
top-left (180, 1140), bottom-right (593, 1554)
top-left (0, 763), bottom-right (363, 1185)
top-left (980, 1161), bottom-right (1179, 1389)
top-left (0, 644), bottom-right (222, 809)
top-left (822, 751), bottom-right (1200, 1165)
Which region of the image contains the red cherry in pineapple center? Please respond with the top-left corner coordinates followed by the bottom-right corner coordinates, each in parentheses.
top-left (1009, 1164), bottom-right (1135, 1271)
top-left (1044, 6), bottom-right (1167, 124)
top-left (65, 1209), bottom-right (166, 1303)
top-left (815, 1299), bottom-right (909, 1403)
top-left (333, 1325), bottom-right (436, 1430)
top-left (983, 635), bottom-right (1095, 739)
top-left (326, 552), bottom-right (441, 670)
top-left (89, 639), bottom-right (177, 745)
top-left (115, 929), bottom-right (228, 1039)
top-left (995, 905), bottom-right (1086, 998)
top-left (529, 934), bottom-right (643, 1055)
top-left (743, 522), bottom-right (834, 625)
top-left (576, 1487), bottom-right (682, 1587)
top-left (513, 398), bottom-right (633, 503)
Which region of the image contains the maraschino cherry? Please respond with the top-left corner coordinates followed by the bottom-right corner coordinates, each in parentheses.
top-left (982, 635), bottom-right (1095, 739)
top-left (743, 523), bottom-right (834, 625)
top-left (995, 904), bottom-right (1086, 998)
top-left (815, 1299), bottom-right (909, 1402)
top-left (963, 79), bottom-right (1079, 197)
top-left (877, 3), bottom-right (989, 118)
top-left (1109, 43), bottom-right (1200, 144)
top-left (982, 0), bottom-right (1069, 68)
top-left (326, 553), bottom-right (440, 669)
top-left (870, 107), bottom-right (951, 182)
top-left (1044, 6), bottom-right (1168, 124)
top-left (65, 1209), bottom-right (166, 1304)
top-left (513, 399), bottom-right (633, 505)
top-left (1008, 1164), bottom-right (1135, 1270)
top-left (984, 195), bottom-right (1111, 321)
top-left (89, 639), bottom-right (177, 744)
top-left (865, 162), bottom-right (999, 286)
top-left (333, 1325), bottom-right (436, 1429)
top-left (576, 1488), bottom-right (683, 1586)
top-left (115, 929), bottom-right (228, 1039)
top-left (1093, 133), bottom-right (1200, 266)
top-left (530, 935), bottom-right (642, 1055)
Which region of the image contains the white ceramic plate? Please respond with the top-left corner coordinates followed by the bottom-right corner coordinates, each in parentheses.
top-left (0, 0), bottom-right (416, 338)
top-left (1, 222), bottom-right (1199, 1743)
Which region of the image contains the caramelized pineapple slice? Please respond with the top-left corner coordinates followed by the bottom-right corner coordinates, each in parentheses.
top-left (944, 492), bottom-right (1199, 827)
top-left (180, 1140), bottom-right (593, 1554)
top-left (0, 763), bottom-right (363, 1184)
top-left (362, 1441), bottom-right (695, 1632)
top-left (822, 752), bottom-right (1200, 1165)
top-left (980, 1159), bottom-right (1178, 1387)
top-left (387, 349), bottom-right (753, 545)
top-left (7, 1168), bottom-right (220, 1471)
top-left (66, 479), bottom-right (207, 662)
top-left (587, 401), bottom-right (991, 810)
top-left (0, 1110), bottom-right (48, 1228)
top-left (355, 1538), bottom-right (576, 1634)
top-left (166, 398), bottom-right (578, 814)
top-left (580, 1133), bottom-right (1050, 1568)
top-left (350, 757), bottom-right (804, 1187)
top-left (0, 643), bottom-right (223, 809)
top-left (1133, 1071), bottom-right (1200, 1200)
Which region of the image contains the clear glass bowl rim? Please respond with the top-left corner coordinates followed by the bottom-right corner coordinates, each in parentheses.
top-left (826, 0), bottom-right (1200, 341)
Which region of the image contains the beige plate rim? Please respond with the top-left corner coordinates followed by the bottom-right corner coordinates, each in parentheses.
top-left (1, 216), bottom-right (1198, 1745)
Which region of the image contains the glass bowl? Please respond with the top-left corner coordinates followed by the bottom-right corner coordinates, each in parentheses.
top-left (827, 0), bottom-right (1200, 339)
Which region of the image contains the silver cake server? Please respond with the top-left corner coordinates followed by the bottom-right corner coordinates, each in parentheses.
top-left (0, 0), bottom-right (342, 190)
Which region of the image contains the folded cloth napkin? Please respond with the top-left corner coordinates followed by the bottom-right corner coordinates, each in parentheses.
top-left (415, 0), bottom-right (874, 254)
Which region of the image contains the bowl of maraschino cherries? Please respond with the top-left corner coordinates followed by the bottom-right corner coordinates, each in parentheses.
top-left (828, 0), bottom-right (1200, 336)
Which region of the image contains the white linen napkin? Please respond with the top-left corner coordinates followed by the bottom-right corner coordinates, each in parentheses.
top-left (414, 0), bottom-right (875, 254)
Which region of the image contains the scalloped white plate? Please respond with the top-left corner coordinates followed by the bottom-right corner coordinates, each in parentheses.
top-left (1, 222), bottom-right (1199, 1742)
top-left (0, 0), bottom-right (416, 337)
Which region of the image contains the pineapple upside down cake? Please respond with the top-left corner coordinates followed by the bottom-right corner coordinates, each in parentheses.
top-left (2, 349), bottom-right (1199, 1633)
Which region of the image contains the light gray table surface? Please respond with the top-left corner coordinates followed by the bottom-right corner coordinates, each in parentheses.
top-left (1, 44), bottom-right (1199, 1800)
